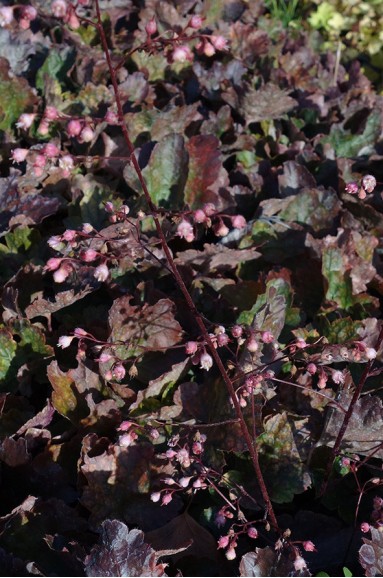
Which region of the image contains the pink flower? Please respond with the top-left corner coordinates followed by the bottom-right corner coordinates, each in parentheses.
top-left (119, 431), bottom-right (138, 446)
top-left (58, 335), bottom-right (74, 348)
top-left (365, 347), bottom-right (377, 360)
top-left (11, 148), bottom-right (29, 163)
top-left (179, 476), bottom-right (192, 487)
top-left (217, 333), bottom-right (229, 347)
top-left (51, 0), bottom-right (68, 18)
top-left (332, 370), bottom-right (345, 384)
top-left (345, 181), bottom-right (359, 195)
top-left (82, 223), bottom-right (93, 233)
top-left (211, 35), bottom-right (228, 51)
top-left (176, 448), bottom-right (191, 467)
top-left (261, 331), bottom-right (274, 343)
top-left (53, 264), bottom-right (71, 283)
top-left (105, 110), bottom-right (119, 124)
top-left (231, 325), bottom-right (243, 338)
top-left (20, 6), bottom-right (37, 21)
top-left (80, 249), bottom-right (98, 262)
top-left (217, 535), bottom-right (230, 549)
top-left (177, 219), bottom-right (194, 242)
top-left (213, 221), bottom-right (229, 237)
top-left (293, 556), bottom-right (307, 572)
top-left (74, 327), bottom-right (87, 337)
top-left (192, 441), bottom-right (203, 454)
top-left (303, 541), bottom-right (316, 552)
top-left (307, 363), bottom-right (317, 375)
top-left (247, 527), bottom-right (258, 539)
top-left (44, 106), bottom-right (59, 121)
top-left (37, 120), bottom-right (50, 136)
top-left (67, 119), bottom-right (82, 137)
top-left (150, 491), bottom-right (161, 502)
top-left (361, 522), bottom-right (370, 533)
top-left (203, 42), bottom-right (216, 57)
top-left (80, 126), bottom-right (95, 143)
top-left (172, 45), bottom-right (193, 63)
top-left (0, 6), bottom-right (14, 26)
top-left (296, 338), bottom-right (307, 349)
top-left (231, 215), bottom-right (247, 229)
top-left (161, 493), bottom-right (173, 505)
top-left (99, 352), bottom-right (113, 363)
top-left (62, 229), bottom-right (77, 242)
top-left (59, 154), bottom-right (74, 174)
top-left (246, 338), bottom-right (258, 353)
top-left (200, 352), bottom-right (213, 371)
top-left (45, 257), bottom-right (62, 271)
top-left (362, 174), bottom-right (377, 193)
top-left (145, 18), bottom-right (157, 36)
top-left (189, 15), bottom-right (203, 29)
top-left (194, 209), bottom-right (207, 223)
top-left (34, 154), bottom-right (46, 168)
top-left (16, 113), bottom-right (36, 130)
top-left (67, 12), bottom-right (80, 29)
top-left (113, 364), bottom-right (126, 381)
top-left (203, 203), bottom-right (216, 216)
top-left (94, 263), bottom-right (109, 282)
top-left (185, 341), bottom-right (198, 355)
top-left (43, 142), bottom-right (60, 158)
top-left (225, 547), bottom-right (236, 560)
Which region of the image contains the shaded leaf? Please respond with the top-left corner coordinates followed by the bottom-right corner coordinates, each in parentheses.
top-left (174, 243), bottom-right (260, 272)
top-left (241, 83), bottom-right (297, 124)
top-left (240, 548), bottom-right (311, 576)
top-left (108, 297), bottom-right (183, 359)
top-left (184, 135), bottom-right (229, 208)
top-left (85, 520), bottom-right (167, 577)
top-left (319, 394), bottom-right (383, 458)
top-left (260, 187), bottom-right (341, 233)
top-left (359, 527), bottom-right (383, 577)
top-left (146, 512), bottom-right (217, 562)
top-left (258, 413), bottom-right (311, 503)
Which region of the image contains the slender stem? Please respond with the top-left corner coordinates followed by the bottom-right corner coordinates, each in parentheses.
top-left (93, 0), bottom-right (278, 531)
top-left (320, 325), bottom-right (383, 496)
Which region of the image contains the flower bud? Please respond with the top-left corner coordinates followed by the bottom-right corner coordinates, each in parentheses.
top-left (185, 341), bottom-right (198, 355)
top-left (145, 18), bottom-right (157, 36)
top-left (231, 214), bottom-right (247, 229)
top-left (303, 541), bottom-right (316, 552)
top-left (362, 174), bottom-right (377, 193)
top-left (200, 352), bottom-right (213, 371)
top-left (67, 119), bottom-right (82, 137)
top-left (189, 15), bottom-right (203, 28)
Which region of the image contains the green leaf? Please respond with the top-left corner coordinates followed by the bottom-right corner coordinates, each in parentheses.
top-left (143, 133), bottom-right (188, 207)
top-left (0, 58), bottom-right (37, 133)
top-left (343, 567), bottom-right (353, 577)
top-left (36, 47), bottom-right (74, 94)
top-left (323, 109), bottom-right (381, 158)
top-left (258, 412), bottom-right (311, 503)
top-left (47, 361), bottom-right (80, 420)
top-left (0, 327), bottom-right (17, 381)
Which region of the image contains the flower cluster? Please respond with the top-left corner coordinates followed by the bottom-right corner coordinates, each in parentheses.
top-left (150, 431), bottom-right (209, 505)
top-left (0, 5), bottom-right (37, 29)
top-left (345, 174), bottom-right (377, 200)
top-left (140, 13), bottom-right (228, 64)
top-left (176, 205), bottom-right (247, 243)
top-left (217, 523), bottom-right (259, 561)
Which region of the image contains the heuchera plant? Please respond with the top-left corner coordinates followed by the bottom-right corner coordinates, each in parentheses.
top-left (1, 1), bottom-right (383, 576)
